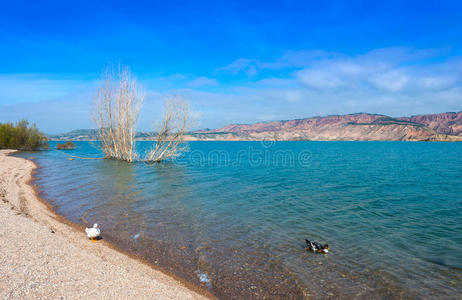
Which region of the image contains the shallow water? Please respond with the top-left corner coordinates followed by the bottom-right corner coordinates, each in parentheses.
top-left (18, 141), bottom-right (462, 299)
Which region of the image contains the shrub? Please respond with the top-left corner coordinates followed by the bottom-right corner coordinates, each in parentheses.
top-left (93, 64), bottom-right (190, 163)
top-left (0, 120), bottom-right (48, 150)
top-left (93, 64), bottom-right (144, 162)
top-left (56, 141), bottom-right (76, 150)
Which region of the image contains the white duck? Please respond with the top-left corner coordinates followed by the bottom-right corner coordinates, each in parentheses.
top-left (85, 224), bottom-right (101, 242)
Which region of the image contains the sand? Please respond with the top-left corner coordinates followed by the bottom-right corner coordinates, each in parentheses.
top-left (0, 150), bottom-right (210, 299)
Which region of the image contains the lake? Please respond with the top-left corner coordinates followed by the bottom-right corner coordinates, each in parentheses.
top-left (17, 141), bottom-right (462, 299)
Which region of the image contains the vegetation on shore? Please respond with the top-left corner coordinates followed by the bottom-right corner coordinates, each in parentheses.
top-left (0, 120), bottom-right (48, 150)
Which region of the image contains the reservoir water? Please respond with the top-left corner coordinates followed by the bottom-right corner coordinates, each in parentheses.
top-left (17, 141), bottom-right (462, 299)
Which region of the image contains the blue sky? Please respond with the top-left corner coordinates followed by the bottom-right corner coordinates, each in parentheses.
top-left (1, 0), bottom-right (462, 133)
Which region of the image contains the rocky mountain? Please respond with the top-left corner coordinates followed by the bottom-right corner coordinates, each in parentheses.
top-left (195, 112), bottom-right (462, 141)
top-left (49, 112), bottom-right (462, 142)
top-left (399, 112), bottom-right (462, 136)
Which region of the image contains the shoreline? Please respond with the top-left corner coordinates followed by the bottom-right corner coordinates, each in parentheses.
top-left (0, 149), bottom-right (213, 299)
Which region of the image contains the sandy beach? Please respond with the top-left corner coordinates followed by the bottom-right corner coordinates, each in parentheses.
top-left (0, 150), bottom-right (210, 299)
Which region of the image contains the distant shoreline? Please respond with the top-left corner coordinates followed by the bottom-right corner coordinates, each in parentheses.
top-left (0, 150), bottom-right (211, 299)
top-left (48, 112), bottom-right (462, 142)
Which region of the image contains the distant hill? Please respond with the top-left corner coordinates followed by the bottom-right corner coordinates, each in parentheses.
top-left (50, 112), bottom-right (462, 142)
top-left (399, 112), bottom-right (462, 136)
top-left (194, 112), bottom-right (462, 141)
top-left (48, 129), bottom-right (99, 141)
top-left (48, 129), bottom-right (156, 141)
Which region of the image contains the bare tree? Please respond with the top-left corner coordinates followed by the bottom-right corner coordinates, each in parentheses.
top-left (93, 64), bottom-right (144, 162)
top-left (146, 96), bottom-right (190, 163)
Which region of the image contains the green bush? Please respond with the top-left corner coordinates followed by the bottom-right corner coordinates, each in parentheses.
top-left (0, 120), bottom-right (49, 150)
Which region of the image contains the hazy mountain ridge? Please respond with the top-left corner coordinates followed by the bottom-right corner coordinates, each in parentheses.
top-left (197, 112), bottom-right (462, 141)
top-left (49, 129), bottom-right (99, 141)
top-left (49, 112), bottom-right (462, 141)
top-left (48, 129), bottom-right (155, 141)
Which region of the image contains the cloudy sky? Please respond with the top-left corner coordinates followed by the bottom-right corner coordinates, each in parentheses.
top-left (1, 0), bottom-right (462, 133)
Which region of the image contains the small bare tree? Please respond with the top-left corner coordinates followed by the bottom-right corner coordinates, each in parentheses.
top-left (93, 64), bottom-right (144, 162)
top-left (146, 96), bottom-right (190, 163)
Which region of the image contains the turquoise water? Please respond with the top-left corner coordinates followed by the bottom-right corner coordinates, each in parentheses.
top-left (18, 141), bottom-right (462, 299)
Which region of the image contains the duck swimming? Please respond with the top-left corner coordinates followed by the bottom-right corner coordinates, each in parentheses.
top-left (85, 224), bottom-right (101, 242)
top-left (305, 239), bottom-right (329, 253)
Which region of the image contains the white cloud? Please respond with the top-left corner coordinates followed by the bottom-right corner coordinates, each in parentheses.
top-left (296, 69), bottom-right (345, 89)
top-left (368, 71), bottom-right (409, 92)
top-left (0, 74), bottom-right (92, 104)
top-left (258, 50), bottom-right (335, 69)
top-left (215, 47), bottom-right (442, 76)
top-left (215, 58), bottom-right (258, 76)
top-left (282, 90), bottom-right (302, 102)
top-left (289, 48), bottom-right (461, 97)
top-left (419, 76), bottom-right (456, 90)
top-left (187, 76), bottom-right (218, 87)
top-left (254, 78), bottom-right (296, 89)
